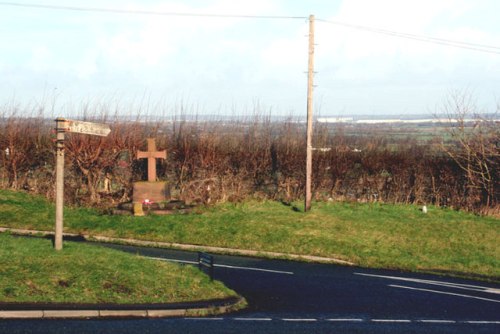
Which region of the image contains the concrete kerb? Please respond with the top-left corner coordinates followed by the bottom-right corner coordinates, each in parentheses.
top-left (0, 227), bottom-right (354, 266)
top-left (0, 298), bottom-right (246, 320)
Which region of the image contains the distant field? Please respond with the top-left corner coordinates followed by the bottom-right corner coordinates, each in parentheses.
top-left (325, 124), bottom-right (457, 143)
top-left (1, 189), bottom-right (498, 282)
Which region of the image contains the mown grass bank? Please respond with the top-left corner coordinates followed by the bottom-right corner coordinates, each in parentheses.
top-left (1, 189), bottom-right (498, 281)
top-left (0, 233), bottom-right (236, 304)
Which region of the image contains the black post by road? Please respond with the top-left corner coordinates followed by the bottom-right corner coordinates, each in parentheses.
top-left (198, 252), bottom-right (214, 281)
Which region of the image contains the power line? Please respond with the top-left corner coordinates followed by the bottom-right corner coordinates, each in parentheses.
top-left (317, 18), bottom-right (500, 55)
top-left (0, 1), bottom-right (307, 19)
top-left (317, 18), bottom-right (500, 51)
top-left (1, 1), bottom-right (499, 55)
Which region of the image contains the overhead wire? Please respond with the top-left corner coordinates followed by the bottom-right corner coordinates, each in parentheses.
top-left (316, 18), bottom-right (500, 55)
top-left (0, 1), bottom-right (307, 19)
top-left (1, 1), bottom-right (499, 54)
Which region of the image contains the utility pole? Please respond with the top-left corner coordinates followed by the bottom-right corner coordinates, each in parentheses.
top-left (305, 14), bottom-right (315, 212)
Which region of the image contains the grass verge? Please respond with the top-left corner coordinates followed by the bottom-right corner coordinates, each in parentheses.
top-left (0, 233), bottom-right (236, 304)
top-left (0, 189), bottom-right (499, 281)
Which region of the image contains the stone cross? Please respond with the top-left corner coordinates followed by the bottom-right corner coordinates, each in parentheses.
top-left (137, 138), bottom-right (166, 182)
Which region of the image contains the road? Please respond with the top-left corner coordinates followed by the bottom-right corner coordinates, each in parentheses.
top-left (1, 242), bottom-right (499, 333)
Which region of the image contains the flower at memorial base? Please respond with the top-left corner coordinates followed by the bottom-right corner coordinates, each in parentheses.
top-left (143, 199), bottom-right (153, 205)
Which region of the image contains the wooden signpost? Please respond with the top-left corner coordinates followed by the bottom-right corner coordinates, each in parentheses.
top-left (66, 119), bottom-right (111, 137)
top-left (54, 117), bottom-right (110, 250)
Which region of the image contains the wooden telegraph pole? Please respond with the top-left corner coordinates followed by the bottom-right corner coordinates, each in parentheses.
top-left (305, 14), bottom-right (315, 212)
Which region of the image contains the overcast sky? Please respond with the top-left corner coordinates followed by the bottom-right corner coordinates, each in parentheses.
top-left (1, 0), bottom-right (499, 117)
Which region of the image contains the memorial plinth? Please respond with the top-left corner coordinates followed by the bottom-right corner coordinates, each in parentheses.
top-left (132, 181), bottom-right (170, 204)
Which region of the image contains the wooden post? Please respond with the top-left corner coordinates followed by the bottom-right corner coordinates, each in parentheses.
top-left (54, 117), bottom-right (66, 250)
top-left (305, 14), bottom-right (315, 212)
top-left (53, 118), bottom-right (110, 250)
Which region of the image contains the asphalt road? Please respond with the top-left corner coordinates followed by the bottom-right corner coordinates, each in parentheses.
top-left (1, 242), bottom-right (499, 333)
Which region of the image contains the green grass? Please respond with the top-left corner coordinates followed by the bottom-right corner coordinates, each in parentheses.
top-left (1, 189), bottom-right (499, 281)
top-left (0, 233), bottom-right (236, 304)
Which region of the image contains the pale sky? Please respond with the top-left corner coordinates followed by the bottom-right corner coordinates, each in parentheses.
top-left (1, 0), bottom-right (499, 117)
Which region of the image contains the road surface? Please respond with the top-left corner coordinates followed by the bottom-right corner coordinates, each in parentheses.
top-left (1, 242), bottom-right (498, 333)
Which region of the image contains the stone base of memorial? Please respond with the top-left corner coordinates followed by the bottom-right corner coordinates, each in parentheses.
top-left (132, 181), bottom-right (170, 204)
top-left (114, 182), bottom-right (195, 216)
top-left (132, 181), bottom-right (170, 216)
top-left (114, 201), bottom-right (195, 216)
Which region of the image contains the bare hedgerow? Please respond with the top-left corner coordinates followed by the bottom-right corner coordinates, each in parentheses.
top-left (0, 105), bottom-right (53, 193)
top-left (439, 92), bottom-right (499, 210)
top-left (0, 99), bottom-right (498, 214)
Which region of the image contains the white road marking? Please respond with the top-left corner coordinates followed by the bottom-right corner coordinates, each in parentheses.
top-left (463, 321), bottom-right (500, 324)
top-left (149, 256), bottom-right (294, 275)
top-left (417, 319), bottom-right (456, 323)
top-left (389, 284), bottom-right (500, 303)
top-left (214, 263), bottom-right (294, 275)
top-left (179, 317), bottom-right (500, 324)
top-left (354, 272), bottom-right (500, 295)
